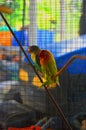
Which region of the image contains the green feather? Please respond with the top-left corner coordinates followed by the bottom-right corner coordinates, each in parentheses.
top-left (34, 62), bottom-right (42, 72)
top-left (41, 59), bottom-right (60, 87)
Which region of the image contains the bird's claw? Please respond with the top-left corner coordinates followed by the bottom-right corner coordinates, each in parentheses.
top-left (40, 81), bottom-right (48, 87)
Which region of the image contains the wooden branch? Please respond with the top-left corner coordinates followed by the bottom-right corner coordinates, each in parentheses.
top-left (54, 55), bottom-right (86, 78)
top-left (0, 5), bottom-right (12, 14)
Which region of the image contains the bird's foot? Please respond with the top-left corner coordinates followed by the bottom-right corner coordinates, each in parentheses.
top-left (40, 81), bottom-right (48, 87)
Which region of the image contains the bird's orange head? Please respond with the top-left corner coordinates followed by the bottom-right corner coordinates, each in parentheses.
top-left (39, 50), bottom-right (47, 58)
top-left (39, 50), bottom-right (51, 65)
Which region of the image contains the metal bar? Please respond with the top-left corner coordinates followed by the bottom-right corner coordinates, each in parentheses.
top-left (60, 0), bottom-right (66, 40)
top-left (0, 12), bottom-right (72, 130)
top-left (29, 0), bottom-right (37, 45)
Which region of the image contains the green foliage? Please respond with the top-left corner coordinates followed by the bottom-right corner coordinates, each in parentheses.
top-left (38, 0), bottom-right (82, 41)
top-left (0, 0), bottom-right (29, 29)
top-left (0, 0), bottom-right (82, 40)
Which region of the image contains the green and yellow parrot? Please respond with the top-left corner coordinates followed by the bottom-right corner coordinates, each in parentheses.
top-left (38, 49), bottom-right (60, 88)
top-left (28, 45), bottom-right (60, 88)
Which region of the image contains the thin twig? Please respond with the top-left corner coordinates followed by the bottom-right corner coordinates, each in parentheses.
top-left (54, 55), bottom-right (86, 78)
top-left (0, 12), bottom-right (72, 130)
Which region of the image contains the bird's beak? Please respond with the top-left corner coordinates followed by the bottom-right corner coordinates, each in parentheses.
top-left (28, 49), bottom-right (31, 53)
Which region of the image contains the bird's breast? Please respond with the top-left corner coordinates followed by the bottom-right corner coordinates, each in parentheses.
top-left (31, 53), bottom-right (36, 62)
top-left (40, 56), bottom-right (51, 67)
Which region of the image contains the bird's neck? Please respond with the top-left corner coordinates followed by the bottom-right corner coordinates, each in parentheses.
top-left (31, 53), bottom-right (36, 61)
top-left (31, 49), bottom-right (41, 62)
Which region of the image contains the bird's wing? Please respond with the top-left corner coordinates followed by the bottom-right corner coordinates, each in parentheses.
top-left (47, 51), bottom-right (58, 76)
top-left (47, 59), bottom-right (57, 76)
top-left (35, 55), bottom-right (42, 72)
top-left (36, 55), bottom-right (41, 67)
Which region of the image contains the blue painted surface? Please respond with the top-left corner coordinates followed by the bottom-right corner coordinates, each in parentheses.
top-left (15, 30), bottom-right (86, 74)
top-left (12, 30), bottom-right (29, 46)
top-left (12, 30), bottom-right (54, 46)
top-left (37, 30), bottom-right (54, 45)
top-left (55, 47), bottom-right (86, 74)
top-left (38, 34), bottom-right (86, 74)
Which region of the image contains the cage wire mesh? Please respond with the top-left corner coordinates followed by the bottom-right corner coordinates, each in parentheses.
top-left (0, 0), bottom-right (86, 130)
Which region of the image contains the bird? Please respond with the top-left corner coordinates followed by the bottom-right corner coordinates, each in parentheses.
top-left (28, 45), bottom-right (42, 72)
top-left (28, 45), bottom-right (60, 88)
top-left (38, 49), bottom-right (60, 88)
